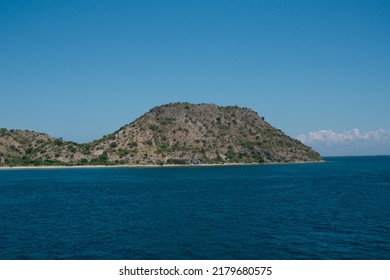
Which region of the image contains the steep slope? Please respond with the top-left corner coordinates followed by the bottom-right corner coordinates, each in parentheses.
top-left (89, 103), bottom-right (322, 165)
top-left (0, 103), bottom-right (322, 166)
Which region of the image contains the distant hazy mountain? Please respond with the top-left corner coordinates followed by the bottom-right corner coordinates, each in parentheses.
top-left (0, 103), bottom-right (322, 166)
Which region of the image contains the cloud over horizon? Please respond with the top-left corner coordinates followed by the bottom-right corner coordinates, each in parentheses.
top-left (297, 128), bottom-right (390, 145)
top-left (296, 129), bottom-right (390, 156)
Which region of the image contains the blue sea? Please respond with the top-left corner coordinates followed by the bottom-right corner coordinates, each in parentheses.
top-left (0, 156), bottom-right (389, 260)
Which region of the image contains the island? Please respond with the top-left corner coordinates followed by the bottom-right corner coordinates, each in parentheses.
top-left (0, 102), bottom-right (322, 167)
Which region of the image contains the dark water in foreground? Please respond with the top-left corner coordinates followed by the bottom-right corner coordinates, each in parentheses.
top-left (0, 156), bottom-right (389, 260)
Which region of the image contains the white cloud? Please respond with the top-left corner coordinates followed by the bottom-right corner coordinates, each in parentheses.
top-left (296, 128), bottom-right (390, 145)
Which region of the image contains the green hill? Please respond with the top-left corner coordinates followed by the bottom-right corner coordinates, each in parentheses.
top-left (0, 103), bottom-right (322, 166)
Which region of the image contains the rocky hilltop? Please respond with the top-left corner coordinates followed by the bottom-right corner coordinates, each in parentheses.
top-left (0, 103), bottom-right (322, 166)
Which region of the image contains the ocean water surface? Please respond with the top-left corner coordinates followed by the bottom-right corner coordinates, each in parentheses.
top-left (0, 156), bottom-right (389, 259)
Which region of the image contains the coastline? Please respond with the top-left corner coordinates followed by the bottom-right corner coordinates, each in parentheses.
top-left (0, 160), bottom-right (325, 170)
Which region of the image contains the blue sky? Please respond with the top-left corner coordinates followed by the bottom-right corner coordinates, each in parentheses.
top-left (1, 0), bottom-right (389, 155)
